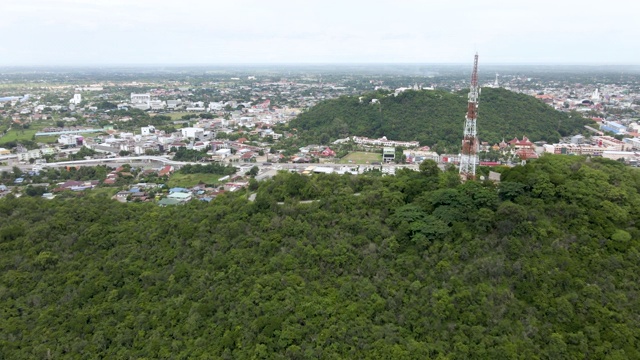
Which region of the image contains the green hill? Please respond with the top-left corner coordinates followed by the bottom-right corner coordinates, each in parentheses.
top-left (290, 88), bottom-right (593, 150)
top-left (1, 155), bottom-right (640, 358)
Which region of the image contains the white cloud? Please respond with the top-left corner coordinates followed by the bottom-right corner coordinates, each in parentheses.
top-left (1, 0), bottom-right (639, 65)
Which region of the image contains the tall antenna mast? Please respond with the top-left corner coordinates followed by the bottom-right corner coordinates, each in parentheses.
top-left (459, 53), bottom-right (480, 181)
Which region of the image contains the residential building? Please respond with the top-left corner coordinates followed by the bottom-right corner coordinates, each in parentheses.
top-left (383, 147), bottom-right (395, 163)
top-left (17, 149), bottom-right (45, 162)
top-left (600, 121), bottom-right (627, 135)
top-left (508, 136), bottom-right (535, 150)
top-left (58, 134), bottom-right (83, 147)
top-left (352, 136), bottom-right (419, 148)
top-left (181, 127), bottom-right (204, 140)
top-left (131, 93), bottom-right (151, 110)
top-left (625, 137), bottom-right (640, 151)
top-left (131, 93), bottom-right (151, 105)
top-left (167, 192), bottom-right (192, 202)
top-left (602, 151), bottom-right (640, 161)
top-left (592, 136), bottom-right (630, 151)
top-left (149, 100), bottom-right (166, 110)
top-left (141, 125), bottom-right (156, 136)
top-left (70, 94), bottom-right (82, 105)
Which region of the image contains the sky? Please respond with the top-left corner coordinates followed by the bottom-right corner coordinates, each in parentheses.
top-left (1, 0), bottom-right (639, 66)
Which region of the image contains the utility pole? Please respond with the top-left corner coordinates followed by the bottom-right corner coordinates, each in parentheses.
top-left (459, 53), bottom-right (480, 181)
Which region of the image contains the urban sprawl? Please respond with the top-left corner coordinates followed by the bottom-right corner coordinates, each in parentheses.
top-left (1, 67), bottom-right (639, 203)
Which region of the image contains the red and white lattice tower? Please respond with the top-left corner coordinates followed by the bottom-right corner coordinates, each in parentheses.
top-left (460, 53), bottom-right (480, 181)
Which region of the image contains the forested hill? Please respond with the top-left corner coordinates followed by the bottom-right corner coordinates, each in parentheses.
top-left (2, 155), bottom-right (640, 358)
top-left (290, 88), bottom-right (593, 149)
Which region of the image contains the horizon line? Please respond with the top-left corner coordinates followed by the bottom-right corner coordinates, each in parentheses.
top-left (1, 62), bottom-right (640, 68)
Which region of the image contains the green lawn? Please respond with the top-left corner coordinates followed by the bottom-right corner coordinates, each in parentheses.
top-left (167, 173), bottom-right (222, 188)
top-left (86, 187), bottom-right (119, 199)
top-left (1, 129), bottom-right (105, 145)
top-left (35, 135), bottom-right (59, 144)
top-left (162, 112), bottom-right (193, 121)
top-left (0, 120), bottom-right (60, 144)
top-left (338, 151), bottom-right (382, 164)
top-left (0, 128), bottom-right (38, 144)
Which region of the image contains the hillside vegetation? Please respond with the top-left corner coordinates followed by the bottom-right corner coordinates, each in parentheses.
top-left (1, 155), bottom-right (640, 359)
top-left (290, 88), bottom-right (593, 150)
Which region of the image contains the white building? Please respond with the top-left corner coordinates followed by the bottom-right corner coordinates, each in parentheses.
top-left (131, 93), bottom-right (151, 105)
top-left (625, 138), bottom-right (640, 151)
top-left (186, 101), bottom-right (206, 112)
top-left (602, 151), bottom-right (640, 161)
top-left (167, 192), bottom-right (192, 202)
top-left (17, 150), bottom-right (44, 162)
top-left (149, 100), bottom-right (166, 110)
top-left (208, 101), bottom-right (224, 111)
top-left (70, 94), bottom-right (82, 105)
top-left (352, 136), bottom-right (419, 148)
top-left (592, 136), bottom-right (630, 151)
top-left (58, 134), bottom-right (83, 147)
top-left (215, 148), bottom-right (232, 157)
top-left (167, 100), bottom-right (182, 109)
top-left (180, 127), bottom-right (204, 140)
top-left (141, 125), bottom-right (156, 136)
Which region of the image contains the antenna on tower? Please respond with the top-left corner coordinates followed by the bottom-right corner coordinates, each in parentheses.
top-left (459, 53), bottom-right (480, 181)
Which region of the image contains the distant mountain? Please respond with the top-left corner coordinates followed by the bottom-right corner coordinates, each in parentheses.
top-left (290, 87), bottom-right (594, 150)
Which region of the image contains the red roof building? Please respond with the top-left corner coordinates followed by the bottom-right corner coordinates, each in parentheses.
top-left (158, 165), bottom-right (174, 177)
top-left (516, 148), bottom-right (539, 160)
top-left (320, 147), bottom-right (336, 157)
top-left (508, 136), bottom-right (534, 150)
top-left (241, 151), bottom-right (256, 161)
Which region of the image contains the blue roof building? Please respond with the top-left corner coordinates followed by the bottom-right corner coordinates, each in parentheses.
top-left (600, 121), bottom-right (627, 135)
top-left (169, 187), bottom-right (189, 193)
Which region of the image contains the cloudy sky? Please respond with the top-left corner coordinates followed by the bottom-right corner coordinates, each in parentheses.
top-left (1, 0), bottom-right (639, 66)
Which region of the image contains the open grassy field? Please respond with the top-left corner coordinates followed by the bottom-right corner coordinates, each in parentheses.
top-left (160, 112), bottom-right (193, 121)
top-left (167, 173), bottom-right (222, 188)
top-left (34, 135), bottom-right (59, 144)
top-left (86, 187), bottom-right (119, 199)
top-left (338, 151), bottom-right (382, 164)
top-left (0, 128), bottom-right (38, 144)
top-left (0, 120), bottom-right (59, 144)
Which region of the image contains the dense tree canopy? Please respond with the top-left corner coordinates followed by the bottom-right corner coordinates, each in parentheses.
top-left (289, 88), bottom-right (594, 151)
top-left (1, 155), bottom-right (639, 359)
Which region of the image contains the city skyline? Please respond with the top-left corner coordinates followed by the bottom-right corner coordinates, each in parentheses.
top-left (2, 0), bottom-right (640, 66)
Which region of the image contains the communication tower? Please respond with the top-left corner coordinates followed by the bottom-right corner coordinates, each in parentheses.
top-left (459, 53), bottom-right (480, 181)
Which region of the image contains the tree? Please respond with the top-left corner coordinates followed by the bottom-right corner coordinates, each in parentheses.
top-left (439, 165), bottom-right (461, 188)
top-left (1, 154), bottom-right (640, 358)
top-left (96, 101), bottom-right (117, 110)
top-left (419, 160), bottom-right (440, 178)
top-left (12, 166), bottom-right (22, 178)
top-left (248, 178), bottom-right (259, 191)
top-left (246, 166), bottom-right (259, 177)
top-left (25, 185), bottom-right (46, 197)
top-left (289, 88), bottom-right (593, 149)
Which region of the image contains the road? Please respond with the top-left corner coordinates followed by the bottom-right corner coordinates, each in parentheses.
top-left (0, 156), bottom-right (420, 174)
